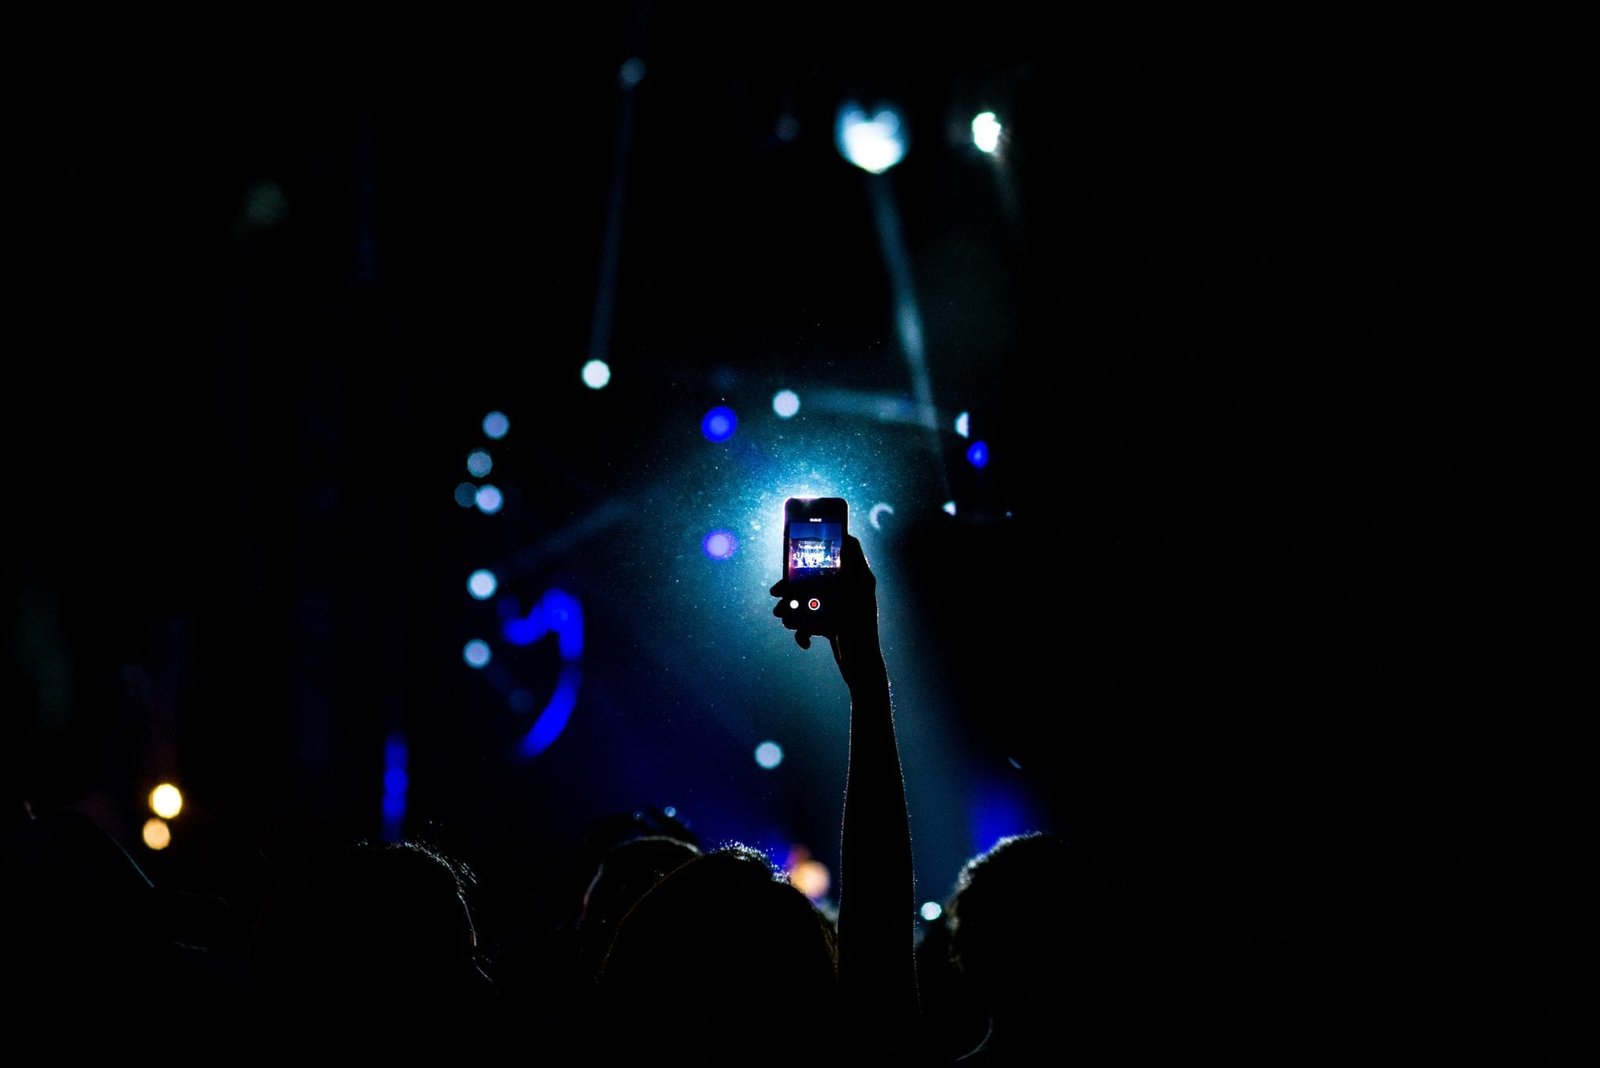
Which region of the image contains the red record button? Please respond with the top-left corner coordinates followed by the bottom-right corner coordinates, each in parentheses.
top-left (807, 597), bottom-right (822, 611)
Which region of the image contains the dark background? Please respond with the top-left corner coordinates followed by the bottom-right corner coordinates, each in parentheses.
top-left (4, 12), bottom-right (1579, 1052)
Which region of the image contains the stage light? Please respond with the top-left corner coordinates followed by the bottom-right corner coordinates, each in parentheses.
top-left (943, 500), bottom-right (958, 516)
top-left (836, 101), bottom-right (907, 174)
top-left (955, 411), bottom-right (970, 438)
top-left (454, 482), bottom-right (478, 507)
top-left (966, 440), bottom-right (989, 469)
top-left (868, 502), bottom-right (895, 530)
top-left (518, 663), bottom-right (581, 759)
top-left (382, 732), bottom-right (408, 840)
top-left (468, 569), bottom-right (497, 600)
top-left (501, 588), bottom-right (584, 658)
top-left (142, 818), bottom-right (171, 851)
top-left (755, 740), bottom-right (784, 769)
top-left (482, 411), bottom-right (510, 440)
top-left (790, 858), bottom-right (831, 901)
top-left (702, 529), bottom-right (738, 560)
top-left (772, 389), bottom-right (800, 418)
top-left (920, 901), bottom-right (943, 921)
top-left (619, 57), bottom-right (646, 89)
top-left (971, 111), bottom-right (1002, 154)
top-left (475, 484), bottom-right (504, 514)
top-left (499, 591), bottom-right (585, 698)
top-left (463, 639), bottom-right (492, 669)
top-left (148, 783), bottom-right (183, 819)
top-left (582, 358), bottom-right (612, 389)
top-left (972, 786), bottom-right (1028, 857)
top-left (467, 448), bottom-right (493, 477)
top-left (701, 405), bottom-right (738, 442)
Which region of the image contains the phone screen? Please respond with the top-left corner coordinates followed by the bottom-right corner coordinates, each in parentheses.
top-left (782, 497), bottom-right (848, 581)
top-left (786, 518), bottom-right (844, 579)
top-left (780, 497), bottom-right (848, 637)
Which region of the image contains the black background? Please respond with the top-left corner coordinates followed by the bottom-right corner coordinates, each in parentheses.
top-left (4, 11), bottom-right (1581, 1054)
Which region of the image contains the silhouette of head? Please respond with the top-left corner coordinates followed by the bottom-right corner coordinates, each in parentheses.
top-left (576, 833), bottom-right (701, 976)
top-left (946, 830), bottom-right (1140, 1057)
top-left (948, 832), bottom-right (1081, 997)
top-left (245, 838), bottom-right (490, 1019)
top-left (2, 807), bottom-right (234, 996)
top-left (587, 842), bottom-right (841, 1056)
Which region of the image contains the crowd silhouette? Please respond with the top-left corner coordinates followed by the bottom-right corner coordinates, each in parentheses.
top-left (3, 529), bottom-right (1164, 1064)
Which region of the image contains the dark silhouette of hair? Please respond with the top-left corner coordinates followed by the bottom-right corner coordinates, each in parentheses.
top-left (942, 831), bottom-right (1144, 1063)
top-left (575, 832), bottom-right (702, 977)
top-left (487, 809), bottom-right (702, 1055)
top-left (581, 842), bottom-right (841, 1061)
top-left (0, 804), bottom-right (239, 1042)
top-left (244, 837), bottom-right (492, 1041)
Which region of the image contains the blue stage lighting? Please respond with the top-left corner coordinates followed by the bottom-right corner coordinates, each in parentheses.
top-left (703, 529), bottom-right (738, 560)
top-left (381, 732), bottom-right (408, 841)
top-left (701, 405), bottom-right (738, 442)
top-left (468, 569), bottom-right (497, 600)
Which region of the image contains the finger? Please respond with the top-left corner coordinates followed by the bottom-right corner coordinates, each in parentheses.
top-left (795, 631), bottom-right (812, 650)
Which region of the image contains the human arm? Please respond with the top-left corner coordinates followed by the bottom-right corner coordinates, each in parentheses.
top-left (771, 533), bottom-right (920, 1050)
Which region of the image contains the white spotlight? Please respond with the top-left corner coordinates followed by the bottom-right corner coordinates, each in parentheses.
top-left (836, 101), bottom-right (907, 174)
top-left (582, 359), bottom-right (612, 390)
top-left (475, 485), bottom-right (504, 515)
top-left (971, 111), bottom-right (1002, 154)
top-left (772, 389), bottom-right (800, 418)
top-left (467, 569), bottom-right (498, 600)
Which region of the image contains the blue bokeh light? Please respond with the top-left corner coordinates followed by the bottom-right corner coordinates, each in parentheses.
top-left (381, 732), bottom-right (408, 841)
top-left (475, 485), bottom-right (504, 514)
top-left (502, 588), bottom-right (585, 659)
top-left (519, 664), bottom-right (582, 759)
top-left (701, 405), bottom-right (738, 442)
top-left (703, 530), bottom-right (738, 560)
top-left (966, 440), bottom-right (989, 469)
top-left (468, 569), bottom-right (498, 600)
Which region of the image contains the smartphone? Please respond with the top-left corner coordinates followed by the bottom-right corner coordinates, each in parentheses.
top-left (782, 497), bottom-right (848, 636)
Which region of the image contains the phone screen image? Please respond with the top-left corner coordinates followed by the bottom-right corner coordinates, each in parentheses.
top-left (786, 519), bottom-right (844, 579)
